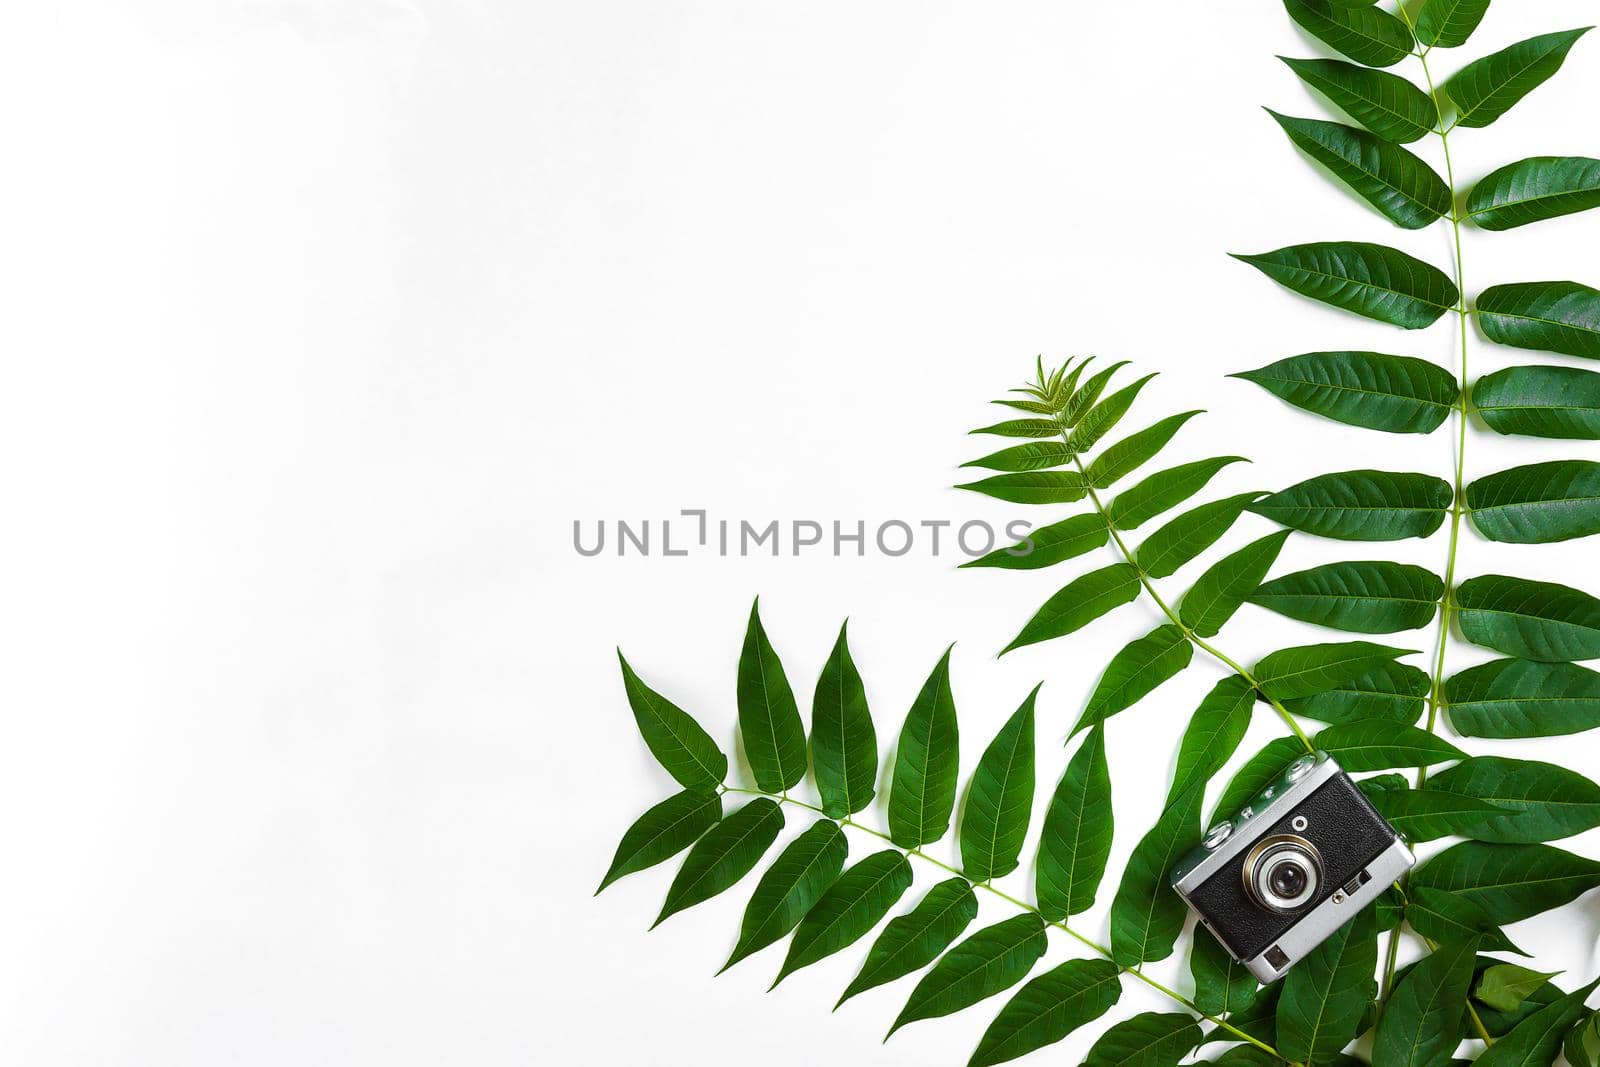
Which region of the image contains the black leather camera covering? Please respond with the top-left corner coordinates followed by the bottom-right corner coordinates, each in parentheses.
top-left (1186, 773), bottom-right (1396, 962)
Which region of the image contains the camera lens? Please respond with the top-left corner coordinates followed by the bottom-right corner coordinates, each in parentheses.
top-left (1243, 835), bottom-right (1322, 914)
top-left (1268, 861), bottom-right (1308, 898)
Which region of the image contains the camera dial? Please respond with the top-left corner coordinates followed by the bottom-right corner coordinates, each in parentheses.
top-left (1243, 834), bottom-right (1322, 914)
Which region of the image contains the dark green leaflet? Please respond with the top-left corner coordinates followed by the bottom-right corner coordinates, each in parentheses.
top-left (1231, 351), bottom-right (1457, 434)
top-left (1190, 926), bottom-right (1258, 1018)
top-left (1206, 978), bottom-right (1281, 1049)
top-left (1473, 364), bottom-right (1600, 439)
top-left (1283, 659), bottom-right (1429, 725)
top-left (1214, 736), bottom-right (1306, 818)
top-left (1468, 460), bottom-right (1600, 544)
top-left (956, 471), bottom-right (1089, 505)
top-left (1036, 725), bottom-right (1113, 920)
top-left (722, 819), bottom-right (848, 972)
top-left (1108, 456), bottom-right (1249, 530)
top-left (617, 651), bottom-right (728, 792)
top-left (1250, 469), bottom-right (1452, 540)
top-left (811, 622), bottom-right (877, 818)
top-left (1454, 573), bottom-right (1600, 662)
top-left (1076, 624), bottom-right (1193, 730)
top-left (1415, 0), bottom-right (1492, 49)
top-left (1366, 786), bottom-right (1504, 841)
top-left (1407, 886), bottom-right (1526, 957)
top-left (959, 688), bottom-right (1036, 882)
top-left (1071, 374), bottom-right (1157, 454)
top-left (596, 789), bottom-right (722, 894)
top-left (1282, 0), bottom-right (1413, 68)
top-left (1081, 1011), bottom-right (1202, 1067)
top-left (886, 914), bottom-right (1047, 1038)
top-left (836, 877), bottom-right (977, 1007)
top-left (961, 440), bottom-right (1075, 473)
top-left (1315, 718), bottom-right (1464, 770)
top-left (1267, 111), bottom-right (1450, 228)
top-left (1444, 29), bottom-right (1591, 129)
top-left (737, 601), bottom-right (807, 793)
top-left (1476, 979), bottom-right (1600, 1067)
top-left (1276, 906), bottom-right (1376, 1064)
top-left (1167, 675), bottom-right (1254, 805)
top-left (1430, 756), bottom-right (1600, 843)
top-left (1467, 156), bottom-right (1600, 230)
top-left (1085, 410), bottom-right (1203, 489)
top-left (962, 513), bottom-right (1107, 571)
top-left (887, 646), bottom-right (960, 848)
top-left (1180, 530), bottom-right (1292, 637)
top-left (1371, 937), bottom-right (1480, 1067)
top-left (1251, 560), bottom-right (1444, 634)
top-left (1110, 784), bottom-right (1201, 967)
top-left (1232, 242), bottom-right (1458, 329)
top-left (654, 798), bottom-right (784, 927)
top-left (772, 849), bottom-right (913, 987)
top-left (1254, 640), bottom-right (1414, 700)
top-left (1477, 281), bottom-right (1600, 360)
top-left (967, 958), bottom-right (1122, 1067)
top-left (1567, 1010), bottom-right (1600, 1067)
top-left (1445, 657), bottom-right (1600, 738)
top-left (1412, 842), bottom-right (1600, 924)
top-left (1278, 57), bottom-right (1437, 144)
top-left (1003, 563), bottom-right (1141, 653)
top-left (1475, 964), bottom-right (1562, 1013)
top-left (1137, 493), bottom-right (1263, 579)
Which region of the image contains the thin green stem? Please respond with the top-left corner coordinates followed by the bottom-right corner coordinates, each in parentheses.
top-left (720, 785), bottom-right (1285, 1059)
top-left (1066, 452), bottom-right (1315, 752)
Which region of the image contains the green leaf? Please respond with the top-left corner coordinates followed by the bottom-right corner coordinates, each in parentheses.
top-left (737, 601), bottom-right (807, 793)
top-left (772, 848), bottom-right (913, 987)
top-left (1468, 956), bottom-right (1566, 1039)
top-left (888, 646), bottom-right (960, 849)
top-left (1190, 926), bottom-right (1259, 1018)
top-left (1565, 1010), bottom-right (1600, 1067)
top-left (1203, 976), bottom-right (1281, 1049)
top-left (1231, 351), bottom-right (1457, 434)
top-left (722, 819), bottom-right (848, 972)
top-left (1082, 1011), bottom-right (1201, 1067)
top-left (617, 651), bottom-right (728, 792)
top-left (1285, 659), bottom-right (1430, 724)
top-left (955, 471), bottom-right (1089, 505)
top-left (1431, 756), bottom-right (1600, 844)
top-left (887, 914), bottom-right (1048, 1038)
top-left (1278, 56), bottom-right (1437, 144)
top-left (654, 798), bottom-right (784, 927)
top-left (1413, 842), bottom-right (1600, 924)
top-left (1315, 718), bottom-right (1463, 770)
top-left (1137, 493), bottom-right (1264, 579)
top-left (1415, 0), bottom-right (1491, 49)
top-left (1110, 456), bottom-right (1249, 530)
top-left (1468, 156), bottom-right (1600, 230)
top-left (1468, 460), bottom-right (1600, 544)
top-left (970, 418), bottom-right (1064, 439)
top-left (1407, 886), bottom-right (1526, 956)
top-left (1478, 280), bottom-right (1600, 359)
top-left (837, 877), bottom-right (978, 1008)
top-left (596, 789), bottom-right (723, 894)
top-left (1252, 560), bottom-right (1444, 634)
top-left (1371, 937), bottom-right (1480, 1067)
top-left (1077, 624), bottom-right (1194, 730)
top-left (1255, 640), bottom-right (1414, 700)
top-left (1445, 29), bottom-right (1592, 129)
top-left (1037, 725), bottom-right (1114, 920)
top-left (1455, 573), bottom-right (1600, 662)
top-left (1477, 978), bottom-right (1600, 1067)
top-left (1232, 242), bottom-right (1458, 329)
top-left (1003, 563), bottom-right (1142, 654)
top-left (1446, 657), bottom-right (1600, 738)
top-left (1111, 784), bottom-right (1201, 967)
top-left (1252, 469), bottom-right (1452, 540)
top-left (1168, 675), bottom-right (1255, 805)
top-left (1277, 906), bottom-right (1377, 1063)
top-left (1071, 374), bottom-right (1158, 454)
top-left (1086, 411), bottom-right (1204, 489)
top-left (1180, 531), bottom-right (1292, 637)
top-left (1475, 965), bottom-right (1564, 1013)
top-left (1061, 361), bottom-right (1131, 427)
top-left (1282, 0), bottom-right (1413, 68)
top-left (1267, 110), bottom-right (1450, 228)
top-left (960, 687), bottom-right (1036, 882)
top-left (811, 622), bottom-right (877, 818)
top-left (1214, 736), bottom-right (1306, 818)
top-left (1473, 365), bottom-right (1600, 440)
top-left (962, 513), bottom-right (1107, 571)
top-left (1366, 787), bottom-right (1504, 841)
top-left (968, 958), bottom-right (1122, 1067)
top-left (961, 441), bottom-right (1074, 473)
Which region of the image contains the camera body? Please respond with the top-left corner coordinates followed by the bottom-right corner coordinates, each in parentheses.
top-left (1170, 750), bottom-right (1413, 983)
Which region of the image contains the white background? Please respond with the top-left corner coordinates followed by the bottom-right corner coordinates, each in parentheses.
top-left (5, 1), bottom-right (1600, 1064)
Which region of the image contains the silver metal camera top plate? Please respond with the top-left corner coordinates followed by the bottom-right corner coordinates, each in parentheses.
top-left (1171, 751), bottom-right (1340, 895)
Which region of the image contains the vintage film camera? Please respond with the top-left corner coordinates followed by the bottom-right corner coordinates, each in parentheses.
top-left (1170, 750), bottom-right (1414, 983)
